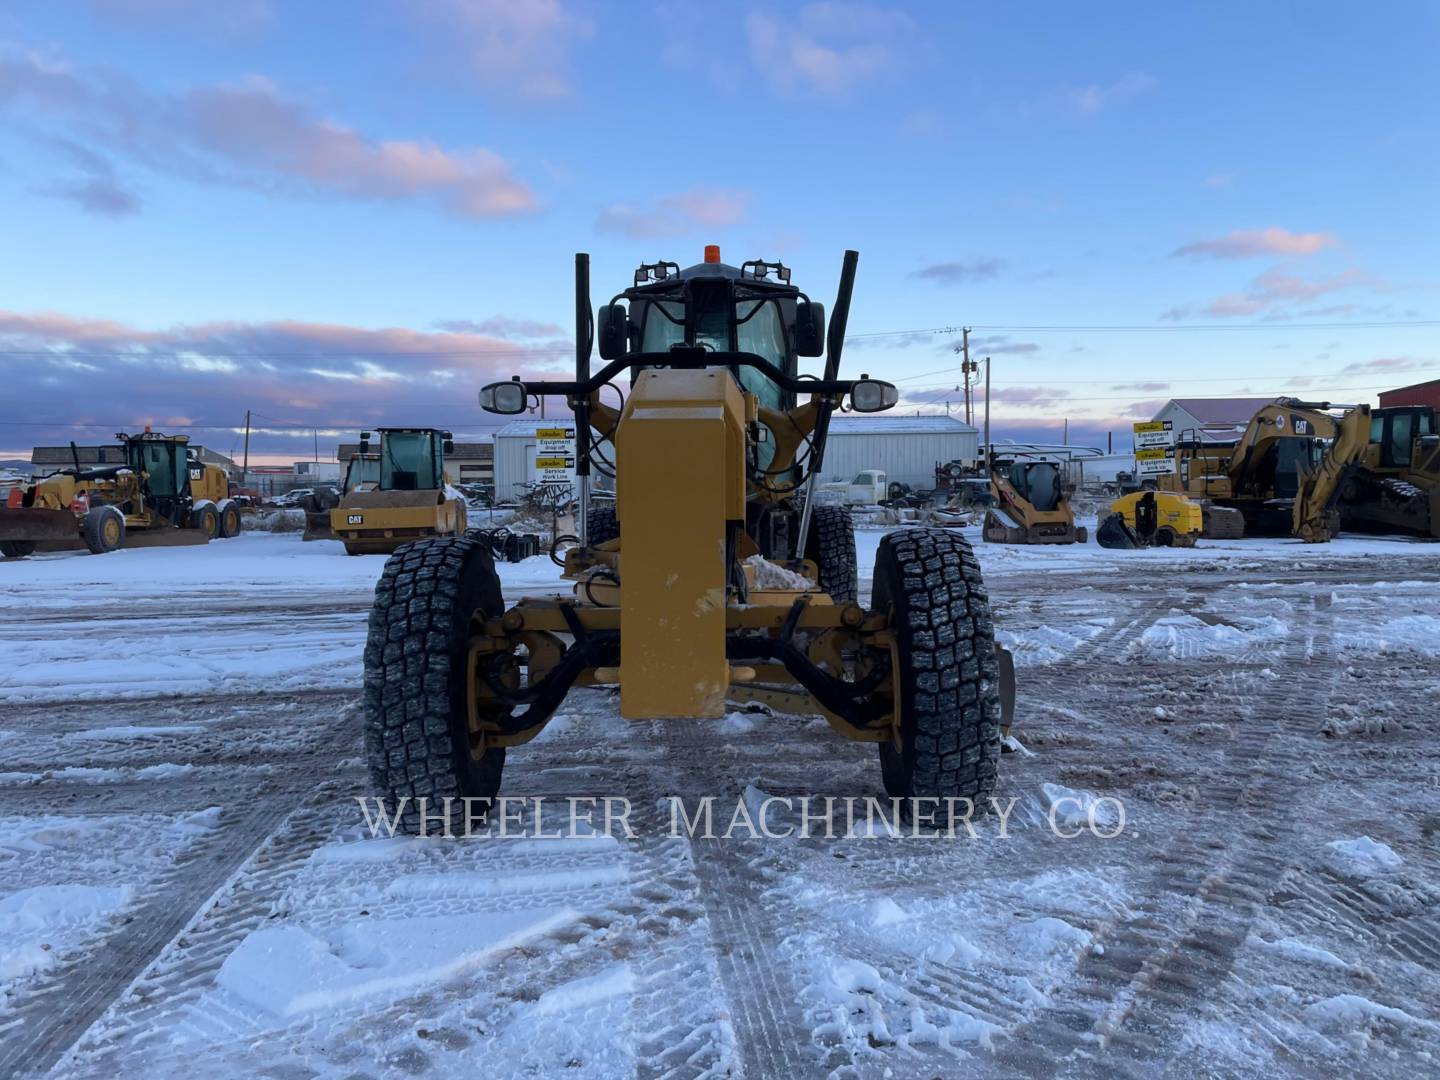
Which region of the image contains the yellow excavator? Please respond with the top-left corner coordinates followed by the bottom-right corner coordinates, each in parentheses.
top-left (982, 451), bottom-right (1088, 545)
top-left (1160, 398), bottom-right (1370, 542)
top-left (330, 428), bottom-right (466, 555)
top-left (0, 431), bottom-right (240, 558)
top-left (361, 248), bottom-right (1014, 833)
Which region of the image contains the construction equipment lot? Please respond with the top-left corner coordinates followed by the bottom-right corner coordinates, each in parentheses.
top-left (2, 531), bottom-right (1438, 1078)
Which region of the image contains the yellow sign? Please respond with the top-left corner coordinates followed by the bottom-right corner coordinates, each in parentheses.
top-left (534, 456), bottom-right (570, 469)
top-left (1133, 421), bottom-right (1167, 434)
top-left (536, 428), bottom-right (570, 440)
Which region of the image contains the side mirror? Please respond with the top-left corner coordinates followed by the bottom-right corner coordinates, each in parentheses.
top-left (597, 303), bottom-right (629, 361)
top-left (850, 376), bottom-right (898, 413)
top-left (358, 432), bottom-right (371, 454)
top-left (442, 439), bottom-right (455, 455)
top-left (480, 380), bottom-right (529, 415)
top-left (794, 301), bottom-right (825, 357)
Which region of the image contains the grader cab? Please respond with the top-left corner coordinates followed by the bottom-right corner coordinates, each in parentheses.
top-left (362, 248), bottom-right (1014, 832)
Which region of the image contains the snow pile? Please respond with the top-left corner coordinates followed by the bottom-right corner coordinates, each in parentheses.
top-left (1134, 611), bottom-right (1288, 661)
top-left (743, 554), bottom-right (814, 591)
top-left (216, 909), bottom-right (578, 1017)
top-left (0, 884), bottom-right (133, 984)
top-left (1323, 836), bottom-right (1403, 878)
top-left (1302, 993), bottom-right (1440, 1050)
top-left (1337, 615), bottom-right (1440, 658)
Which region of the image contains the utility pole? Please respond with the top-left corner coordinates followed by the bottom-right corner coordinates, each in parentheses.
top-left (242, 409), bottom-right (251, 479)
top-left (313, 427), bottom-right (319, 462)
top-left (953, 328), bottom-right (978, 425)
top-left (1063, 418), bottom-right (1069, 446)
top-left (983, 356), bottom-right (991, 470)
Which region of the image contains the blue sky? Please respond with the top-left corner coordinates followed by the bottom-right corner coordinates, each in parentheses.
top-left (1, 0), bottom-right (1436, 461)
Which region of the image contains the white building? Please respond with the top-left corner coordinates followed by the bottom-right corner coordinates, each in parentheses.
top-left (820, 415), bottom-right (978, 490)
top-left (1153, 397), bottom-right (1277, 444)
top-left (492, 413), bottom-right (978, 500)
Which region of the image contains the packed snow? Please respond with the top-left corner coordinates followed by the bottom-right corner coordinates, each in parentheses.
top-left (1, 525), bottom-right (1437, 1077)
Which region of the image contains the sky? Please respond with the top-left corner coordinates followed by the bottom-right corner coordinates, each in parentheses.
top-left (0, 0), bottom-right (1436, 464)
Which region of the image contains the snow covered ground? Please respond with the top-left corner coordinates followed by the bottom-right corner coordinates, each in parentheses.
top-left (2, 527), bottom-right (1438, 1077)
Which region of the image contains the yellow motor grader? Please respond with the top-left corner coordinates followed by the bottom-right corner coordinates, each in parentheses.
top-left (330, 428), bottom-right (466, 555)
top-left (1159, 398), bottom-right (1371, 541)
top-left (982, 451), bottom-right (1088, 545)
top-left (0, 432), bottom-right (240, 558)
top-left (362, 249), bottom-right (1014, 832)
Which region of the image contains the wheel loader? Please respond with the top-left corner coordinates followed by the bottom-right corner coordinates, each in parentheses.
top-left (982, 452), bottom-right (1088, 545)
top-left (0, 431), bottom-right (240, 558)
top-left (1337, 405), bottom-right (1440, 538)
top-left (362, 248), bottom-right (1014, 833)
top-left (330, 428), bottom-right (466, 555)
top-left (303, 450), bottom-right (379, 541)
top-left (1158, 398), bottom-right (1369, 541)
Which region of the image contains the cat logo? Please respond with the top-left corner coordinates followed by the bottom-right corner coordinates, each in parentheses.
top-left (347, 514), bottom-right (363, 525)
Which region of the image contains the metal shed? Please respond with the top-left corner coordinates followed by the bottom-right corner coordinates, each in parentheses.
top-left (494, 414), bottom-right (978, 500)
top-left (820, 415), bottom-right (978, 490)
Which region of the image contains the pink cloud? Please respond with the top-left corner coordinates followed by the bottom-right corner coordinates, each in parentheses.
top-left (408, 0), bottom-right (594, 100)
top-left (596, 187), bottom-right (750, 238)
top-left (0, 307), bottom-right (575, 456)
top-left (1162, 266), bottom-right (1375, 321)
top-left (1340, 356), bottom-right (1430, 375)
top-left (0, 49), bottom-right (538, 220)
top-left (1172, 227), bottom-right (1337, 260)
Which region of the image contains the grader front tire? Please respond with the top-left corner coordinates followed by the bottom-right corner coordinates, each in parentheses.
top-left (363, 537), bottom-right (507, 834)
top-left (806, 504), bottom-right (858, 604)
top-left (873, 529), bottom-right (1001, 814)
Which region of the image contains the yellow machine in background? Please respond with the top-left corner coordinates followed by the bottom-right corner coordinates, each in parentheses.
top-left (0, 431), bottom-right (240, 558)
top-left (983, 453), bottom-right (1088, 545)
top-left (1097, 490), bottom-right (1204, 549)
top-left (330, 428), bottom-right (466, 555)
top-left (360, 248), bottom-right (1015, 834)
top-left (1338, 405), bottom-right (1440, 538)
top-left (304, 451), bottom-right (379, 541)
top-left (1159, 398), bottom-right (1369, 541)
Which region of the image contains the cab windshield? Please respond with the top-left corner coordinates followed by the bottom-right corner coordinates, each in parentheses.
top-left (130, 440), bottom-right (186, 498)
top-left (638, 298), bottom-right (789, 411)
top-left (381, 432), bottom-right (441, 490)
top-left (345, 455), bottom-right (380, 493)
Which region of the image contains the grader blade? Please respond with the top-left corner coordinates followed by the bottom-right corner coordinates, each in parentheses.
top-left (123, 527), bottom-right (210, 549)
top-left (0, 508), bottom-right (79, 543)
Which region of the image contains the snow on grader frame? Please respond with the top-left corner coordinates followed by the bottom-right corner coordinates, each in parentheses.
top-left (363, 249), bottom-right (1016, 833)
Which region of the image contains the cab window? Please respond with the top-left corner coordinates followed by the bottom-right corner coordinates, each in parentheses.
top-left (1388, 413), bottom-right (1414, 467)
top-left (640, 302), bottom-right (685, 352)
top-left (382, 432), bottom-right (440, 490)
top-left (735, 300), bottom-right (787, 411)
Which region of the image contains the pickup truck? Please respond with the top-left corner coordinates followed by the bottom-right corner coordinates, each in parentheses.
top-left (818, 469), bottom-right (890, 505)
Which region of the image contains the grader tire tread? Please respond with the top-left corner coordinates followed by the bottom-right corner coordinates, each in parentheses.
top-left (363, 536), bottom-right (506, 834)
top-left (807, 504), bottom-right (858, 604)
top-left (875, 529), bottom-right (1001, 812)
top-left (588, 504), bottom-right (619, 546)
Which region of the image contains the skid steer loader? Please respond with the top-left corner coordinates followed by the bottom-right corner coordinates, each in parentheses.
top-left (0, 431), bottom-right (240, 558)
top-left (362, 248), bottom-right (1014, 833)
top-left (330, 429), bottom-right (466, 555)
top-left (982, 452), bottom-right (1088, 545)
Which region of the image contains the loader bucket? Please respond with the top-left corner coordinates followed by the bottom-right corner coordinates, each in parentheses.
top-left (0, 508), bottom-right (79, 543)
